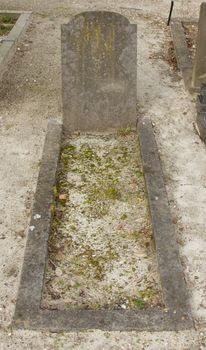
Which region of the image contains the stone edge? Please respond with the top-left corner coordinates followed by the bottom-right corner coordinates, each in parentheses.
top-left (0, 11), bottom-right (31, 81)
top-left (196, 85), bottom-right (206, 144)
top-left (12, 118), bottom-right (193, 332)
top-left (170, 18), bottom-right (198, 93)
top-left (138, 118), bottom-right (192, 317)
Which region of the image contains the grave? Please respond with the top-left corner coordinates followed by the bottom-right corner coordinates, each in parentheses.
top-left (170, 3), bottom-right (206, 143)
top-left (13, 11), bottom-right (192, 332)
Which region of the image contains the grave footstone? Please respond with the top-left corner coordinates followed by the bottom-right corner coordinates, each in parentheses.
top-left (62, 11), bottom-right (137, 132)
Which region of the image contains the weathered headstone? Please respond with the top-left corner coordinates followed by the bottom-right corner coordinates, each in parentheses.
top-left (192, 3), bottom-right (206, 89)
top-left (62, 11), bottom-right (137, 132)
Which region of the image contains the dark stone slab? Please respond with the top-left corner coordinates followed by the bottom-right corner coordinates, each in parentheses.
top-left (62, 11), bottom-right (137, 132)
top-left (192, 3), bottom-right (206, 89)
top-left (197, 83), bottom-right (206, 143)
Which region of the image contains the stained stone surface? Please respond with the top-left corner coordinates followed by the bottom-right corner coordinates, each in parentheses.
top-left (62, 11), bottom-right (137, 132)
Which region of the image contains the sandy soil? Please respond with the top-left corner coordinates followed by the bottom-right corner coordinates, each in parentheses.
top-left (0, 0), bottom-right (206, 349)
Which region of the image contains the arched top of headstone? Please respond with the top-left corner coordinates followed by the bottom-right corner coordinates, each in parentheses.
top-left (63, 11), bottom-right (131, 29)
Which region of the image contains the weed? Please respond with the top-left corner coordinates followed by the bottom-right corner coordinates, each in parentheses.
top-left (0, 15), bottom-right (14, 23)
top-left (118, 126), bottom-right (133, 136)
top-left (131, 298), bottom-right (146, 309)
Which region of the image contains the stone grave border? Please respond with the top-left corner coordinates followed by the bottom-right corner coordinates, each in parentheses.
top-left (0, 11), bottom-right (31, 81)
top-left (170, 18), bottom-right (198, 93)
top-left (12, 118), bottom-right (193, 332)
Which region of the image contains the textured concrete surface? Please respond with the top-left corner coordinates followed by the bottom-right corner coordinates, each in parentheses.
top-left (62, 11), bottom-right (137, 132)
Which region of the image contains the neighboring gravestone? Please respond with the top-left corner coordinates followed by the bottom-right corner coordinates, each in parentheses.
top-left (62, 11), bottom-right (137, 132)
top-left (196, 83), bottom-right (206, 143)
top-left (192, 3), bottom-right (206, 89)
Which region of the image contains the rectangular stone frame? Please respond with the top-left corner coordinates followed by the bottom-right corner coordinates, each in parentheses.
top-left (12, 119), bottom-right (193, 332)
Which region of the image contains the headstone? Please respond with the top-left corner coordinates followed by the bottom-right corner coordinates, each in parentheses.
top-left (192, 3), bottom-right (206, 89)
top-left (62, 11), bottom-right (137, 132)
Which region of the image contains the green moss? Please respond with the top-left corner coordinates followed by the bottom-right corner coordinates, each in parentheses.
top-left (70, 243), bottom-right (119, 283)
top-left (53, 186), bottom-right (59, 199)
top-left (139, 288), bottom-right (157, 302)
top-left (73, 248), bottom-right (106, 281)
top-left (135, 170), bottom-right (144, 178)
top-left (131, 298), bottom-right (146, 309)
top-left (129, 230), bottom-right (140, 241)
top-left (80, 145), bottom-right (95, 160)
top-left (121, 213), bottom-right (127, 220)
top-left (104, 186), bottom-right (120, 200)
top-left (0, 16), bottom-right (16, 36)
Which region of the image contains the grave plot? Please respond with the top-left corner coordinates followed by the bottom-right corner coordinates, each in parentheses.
top-left (171, 3), bottom-right (206, 143)
top-left (0, 15), bottom-right (17, 39)
top-left (13, 11), bottom-right (192, 332)
top-left (0, 11), bottom-right (31, 81)
top-left (42, 132), bottom-right (161, 311)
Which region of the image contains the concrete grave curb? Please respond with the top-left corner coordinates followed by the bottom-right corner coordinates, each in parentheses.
top-left (0, 11), bottom-right (31, 81)
top-left (170, 18), bottom-right (198, 93)
top-left (12, 119), bottom-right (193, 332)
